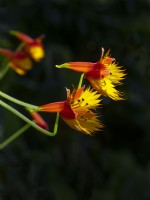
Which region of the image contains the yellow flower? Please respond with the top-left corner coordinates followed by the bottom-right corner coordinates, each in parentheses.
top-left (10, 31), bottom-right (45, 62)
top-left (56, 48), bottom-right (126, 100)
top-left (39, 86), bottom-right (103, 135)
top-left (0, 48), bottom-right (32, 75)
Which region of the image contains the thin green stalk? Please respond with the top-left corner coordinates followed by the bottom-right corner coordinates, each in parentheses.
top-left (1, 58), bottom-right (8, 68)
top-left (0, 100), bottom-right (59, 137)
top-left (0, 124), bottom-right (30, 149)
top-left (0, 91), bottom-right (38, 110)
top-left (0, 64), bottom-right (10, 80)
top-left (78, 73), bottom-right (84, 89)
top-left (16, 42), bottom-right (25, 52)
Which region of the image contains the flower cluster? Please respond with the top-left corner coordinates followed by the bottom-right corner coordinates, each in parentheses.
top-left (37, 48), bottom-right (126, 135)
top-left (0, 31), bottom-right (44, 75)
top-left (0, 31), bottom-right (126, 149)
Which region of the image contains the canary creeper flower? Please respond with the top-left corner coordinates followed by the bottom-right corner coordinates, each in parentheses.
top-left (10, 31), bottom-right (45, 62)
top-left (56, 48), bottom-right (126, 101)
top-left (0, 48), bottom-right (32, 75)
top-left (39, 86), bottom-right (103, 135)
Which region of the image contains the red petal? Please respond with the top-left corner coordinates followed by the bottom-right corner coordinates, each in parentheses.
top-left (60, 102), bottom-right (77, 119)
top-left (10, 31), bottom-right (33, 43)
top-left (72, 86), bottom-right (85, 101)
top-left (104, 57), bottom-right (115, 64)
top-left (85, 62), bottom-right (110, 79)
top-left (0, 49), bottom-right (13, 58)
top-left (68, 62), bottom-right (94, 73)
top-left (39, 102), bottom-right (65, 112)
top-left (31, 112), bottom-right (49, 130)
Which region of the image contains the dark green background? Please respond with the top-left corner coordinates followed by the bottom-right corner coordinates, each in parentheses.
top-left (0, 0), bottom-right (150, 199)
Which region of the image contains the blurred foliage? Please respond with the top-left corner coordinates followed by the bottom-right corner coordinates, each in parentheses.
top-left (0, 0), bottom-right (150, 199)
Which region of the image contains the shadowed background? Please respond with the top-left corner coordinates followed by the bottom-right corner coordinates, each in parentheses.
top-left (0, 0), bottom-right (150, 199)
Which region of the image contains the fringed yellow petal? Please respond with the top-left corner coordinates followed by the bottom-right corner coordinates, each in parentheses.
top-left (88, 78), bottom-right (125, 101)
top-left (108, 63), bottom-right (126, 85)
top-left (62, 118), bottom-right (83, 132)
top-left (72, 87), bottom-right (101, 110)
top-left (100, 78), bottom-right (124, 100)
top-left (76, 110), bottom-right (103, 135)
top-left (62, 111), bottom-right (103, 135)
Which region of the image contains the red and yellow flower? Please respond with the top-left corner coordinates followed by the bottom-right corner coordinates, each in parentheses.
top-left (38, 86), bottom-right (103, 135)
top-left (10, 31), bottom-right (45, 62)
top-left (56, 48), bottom-right (126, 101)
top-left (0, 48), bottom-right (32, 75)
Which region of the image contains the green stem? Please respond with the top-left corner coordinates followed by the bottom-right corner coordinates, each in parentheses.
top-left (0, 64), bottom-right (10, 80)
top-left (0, 42), bottom-right (25, 80)
top-left (16, 42), bottom-right (25, 52)
top-left (0, 124), bottom-right (30, 149)
top-left (0, 100), bottom-right (59, 137)
top-left (78, 73), bottom-right (84, 89)
top-left (0, 91), bottom-right (38, 110)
